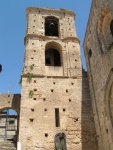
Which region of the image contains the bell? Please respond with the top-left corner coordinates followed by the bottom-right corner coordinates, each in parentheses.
top-left (49, 22), bottom-right (55, 29)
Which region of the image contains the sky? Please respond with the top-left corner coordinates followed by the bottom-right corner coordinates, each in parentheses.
top-left (0, 0), bottom-right (92, 94)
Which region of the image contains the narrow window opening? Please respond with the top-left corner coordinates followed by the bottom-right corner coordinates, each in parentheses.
top-left (31, 108), bottom-right (34, 112)
top-left (66, 89), bottom-right (68, 93)
top-left (51, 89), bottom-right (53, 92)
top-left (43, 98), bottom-right (46, 101)
top-left (45, 17), bottom-right (59, 36)
top-left (33, 98), bottom-right (36, 100)
top-left (34, 89), bottom-right (37, 91)
top-left (110, 20), bottom-right (113, 37)
top-left (45, 49), bottom-right (61, 66)
top-left (63, 108), bottom-right (66, 112)
top-left (34, 80), bottom-right (36, 83)
top-left (45, 133), bottom-right (48, 137)
top-left (69, 99), bottom-right (71, 102)
top-left (55, 108), bottom-right (60, 127)
top-left (44, 108), bottom-right (47, 111)
top-left (30, 118), bottom-right (34, 122)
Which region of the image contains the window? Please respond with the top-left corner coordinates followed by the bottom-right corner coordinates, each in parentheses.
top-left (55, 108), bottom-right (60, 127)
top-left (9, 120), bottom-right (14, 125)
top-left (45, 49), bottom-right (61, 66)
top-left (98, 8), bottom-right (113, 52)
top-left (45, 17), bottom-right (59, 36)
top-left (110, 20), bottom-right (113, 37)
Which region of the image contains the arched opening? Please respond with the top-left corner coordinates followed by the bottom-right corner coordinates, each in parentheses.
top-left (45, 49), bottom-right (61, 66)
top-left (0, 108), bottom-right (18, 143)
top-left (98, 8), bottom-right (113, 52)
top-left (110, 20), bottom-right (113, 37)
top-left (45, 16), bottom-right (59, 37)
top-left (55, 133), bottom-right (67, 150)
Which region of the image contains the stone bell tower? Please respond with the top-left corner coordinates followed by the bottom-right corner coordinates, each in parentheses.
top-left (18, 7), bottom-right (98, 150)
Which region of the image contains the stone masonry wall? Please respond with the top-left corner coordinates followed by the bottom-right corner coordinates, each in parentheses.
top-left (83, 0), bottom-right (113, 150)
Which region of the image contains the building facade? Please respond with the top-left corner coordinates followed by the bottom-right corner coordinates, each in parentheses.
top-left (83, 0), bottom-right (113, 150)
top-left (0, 111), bottom-right (17, 142)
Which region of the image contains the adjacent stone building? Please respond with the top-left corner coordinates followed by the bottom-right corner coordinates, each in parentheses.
top-left (83, 0), bottom-right (113, 150)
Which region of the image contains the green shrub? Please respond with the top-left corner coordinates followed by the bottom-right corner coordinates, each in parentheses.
top-left (29, 90), bottom-right (34, 98)
top-left (27, 73), bottom-right (33, 83)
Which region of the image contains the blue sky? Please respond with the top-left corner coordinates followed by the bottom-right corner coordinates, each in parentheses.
top-left (0, 0), bottom-right (92, 94)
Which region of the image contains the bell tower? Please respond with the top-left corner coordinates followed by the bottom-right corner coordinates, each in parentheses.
top-left (18, 7), bottom-right (97, 150)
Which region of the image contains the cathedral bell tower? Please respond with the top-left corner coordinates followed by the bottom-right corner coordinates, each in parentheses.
top-left (19, 7), bottom-right (84, 150)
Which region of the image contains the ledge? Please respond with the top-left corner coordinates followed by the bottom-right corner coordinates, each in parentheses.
top-left (24, 34), bottom-right (80, 45)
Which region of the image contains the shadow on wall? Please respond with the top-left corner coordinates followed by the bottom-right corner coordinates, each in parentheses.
top-left (81, 70), bottom-right (98, 150)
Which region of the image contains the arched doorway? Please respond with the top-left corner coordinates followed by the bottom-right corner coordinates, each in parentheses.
top-left (0, 108), bottom-right (18, 143)
top-left (55, 133), bottom-right (67, 150)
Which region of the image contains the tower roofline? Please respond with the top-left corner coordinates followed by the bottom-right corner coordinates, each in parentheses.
top-left (26, 7), bottom-right (75, 18)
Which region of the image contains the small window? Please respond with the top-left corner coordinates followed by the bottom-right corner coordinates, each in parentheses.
top-left (55, 108), bottom-right (60, 127)
top-left (45, 17), bottom-right (59, 37)
top-left (9, 120), bottom-right (14, 125)
top-left (110, 20), bottom-right (113, 37)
